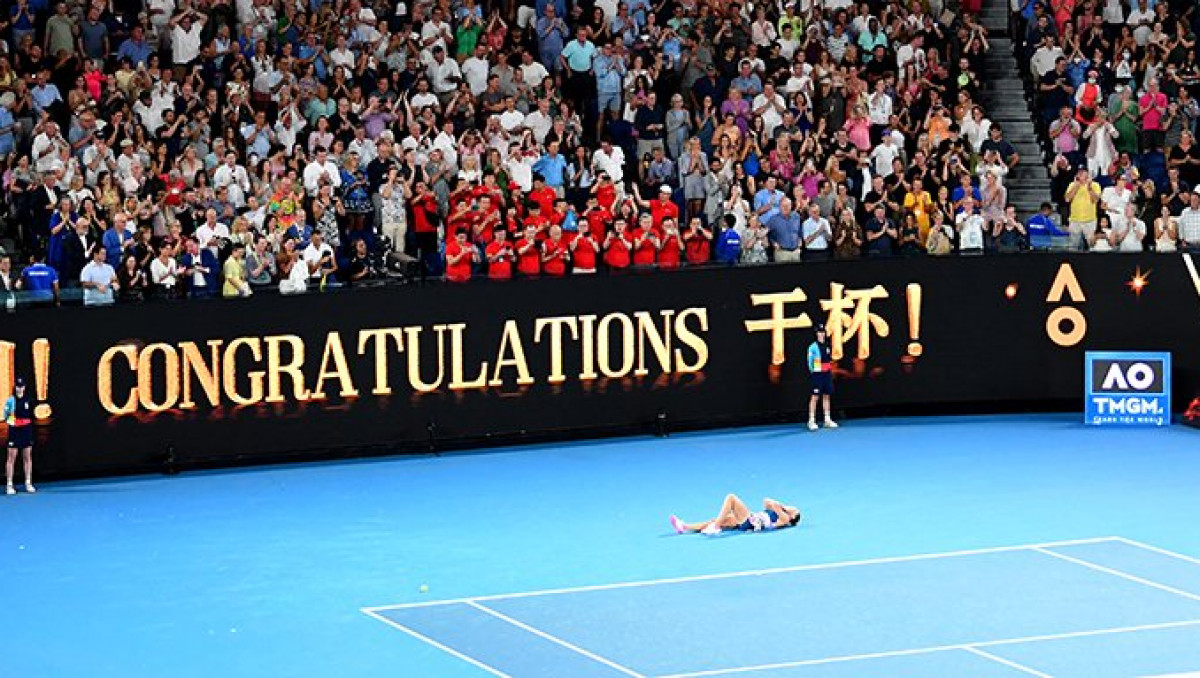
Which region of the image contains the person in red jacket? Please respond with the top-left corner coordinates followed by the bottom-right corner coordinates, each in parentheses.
top-left (631, 213), bottom-right (660, 267)
top-left (516, 223), bottom-right (542, 276)
top-left (631, 183), bottom-right (681, 228)
top-left (603, 218), bottom-right (633, 270)
top-left (409, 181), bottom-right (441, 276)
top-left (582, 196), bottom-right (612, 242)
top-left (658, 217), bottom-right (684, 269)
top-left (528, 174), bottom-right (557, 216)
top-left (523, 202), bottom-right (552, 238)
top-left (485, 228), bottom-right (515, 280)
top-left (473, 195), bottom-right (501, 245)
top-left (445, 229), bottom-right (476, 282)
top-left (683, 215), bottom-right (713, 265)
top-left (571, 227), bottom-right (600, 273)
top-left (541, 225), bottom-right (569, 276)
top-left (592, 172), bottom-right (618, 212)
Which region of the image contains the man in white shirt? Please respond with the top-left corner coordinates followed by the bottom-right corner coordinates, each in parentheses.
top-left (1030, 35), bottom-right (1064, 78)
top-left (752, 82), bottom-right (787, 138)
top-left (956, 197), bottom-right (986, 252)
top-left (273, 105), bottom-right (306, 153)
top-left (302, 229), bottom-right (338, 282)
top-left (419, 6), bottom-right (453, 64)
top-left (870, 134), bottom-right (901, 176)
top-left (347, 127), bottom-right (378, 166)
top-left (303, 147), bottom-right (342, 196)
top-left (212, 151), bottom-right (251, 208)
top-left (523, 98), bottom-right (554, 144)
top-left (426, 45), bottom-right (461, 101)
top-left (1114, 203), bottom-right (1146, 252)
top-left (31, 121), bottom-right (68, 174)
top-left (195, 208), bottom-right (230, 256)
top-left (150, 242), bottom-right (179, 292)
top-left (497, 97), bottom-right (526, 133)
top-left (1179, 192), bottom-right (1200, 251)
top-left (461, 44), bottom-right (490, 96)
top-left (592, 139), bottom-right (625, 184)
top-left (169, 9), bottom-right (206, 67)
top-left (80, 246), bottom-right (118, 306)
top-left (519, 50), bottom-right (549, 88)
top-left (801, 203), bottom-right (832, 259)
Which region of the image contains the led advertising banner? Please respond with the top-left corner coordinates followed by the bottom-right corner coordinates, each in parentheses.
top-left (3, 254), bottom-right (1200, 479)
top-left (1084, 352), bottom-right (1172, 426)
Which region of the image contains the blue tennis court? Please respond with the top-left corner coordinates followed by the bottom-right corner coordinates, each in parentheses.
top-left (366, 537), bottom-right (1200, 677)
top-left (3, 414), bottom-right (1200, 677)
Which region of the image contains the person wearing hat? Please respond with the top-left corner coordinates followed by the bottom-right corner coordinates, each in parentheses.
top-left (806, 324), bottom-right (838, 431)
top-left (4, 377), bottom-right (36, 494)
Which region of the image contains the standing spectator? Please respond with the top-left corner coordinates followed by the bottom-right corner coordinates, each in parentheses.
top-left (766, 198), bottom-right (802, 262)
top-left (1065, 168), bottom-right (1102, 250)
top-left (1139, 78), bottom-right (1169, 151)
top-left (79, 246), bottom-right (117, 306)
top-left (801, 203), bottom-right (832, 260)
top-left (1179, 192), bottom-right (1200, 252)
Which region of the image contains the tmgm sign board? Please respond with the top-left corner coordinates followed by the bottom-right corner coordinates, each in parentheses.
top-left (1084, 352), bottom-right (1172, 426)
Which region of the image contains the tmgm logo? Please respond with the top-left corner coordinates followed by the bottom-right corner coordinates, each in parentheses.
top-left (1084, 352), bottom-right (1171, 426)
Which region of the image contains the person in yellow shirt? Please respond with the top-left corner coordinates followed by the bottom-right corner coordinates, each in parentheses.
top-left (903, 178), bottom-right (934, 241)
top-left (1064, 167), bottom-right (1101, 250)
top-left (222, 242), bottom-right (252, 297)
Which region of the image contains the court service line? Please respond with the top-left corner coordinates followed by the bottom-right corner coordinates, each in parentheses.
top-left (1033, 548), bottom-right (1200, 602)
top-left (363, 536), bottom-right (1120, 613)
top-left (360, 608), bottom-right (512, 678)
top-left (652, 619), bottom-right (1200, 678)
top-left (1115, 537), bottom-right (1200, 569)
top-left (466, 600), bottom-right (647, 678)
top-left (962, 647), bottom-right (1052, 678)
top-left (1183, 254), bottom-right (1200, 303)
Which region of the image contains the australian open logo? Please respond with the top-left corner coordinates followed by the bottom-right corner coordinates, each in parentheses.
top-left (1084, 352), bottom-right (1171, 427)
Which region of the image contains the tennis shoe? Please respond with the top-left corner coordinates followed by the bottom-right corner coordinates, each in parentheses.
top-left (701, 522), bottom-right (721, 536)
top-left (824, 419), bottom-right (838, 429)
top-left (25, 483), bottom-right (35, 494)
top-left (669, 515), bottom-right (686, 534)
top-left (5, 485), bottom-right (13, 495)
top-left (807, 420), bottom-right (818, 431)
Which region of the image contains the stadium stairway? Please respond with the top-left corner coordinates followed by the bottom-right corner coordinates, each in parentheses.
top-left (977, 0), bottom-right (1054, 217)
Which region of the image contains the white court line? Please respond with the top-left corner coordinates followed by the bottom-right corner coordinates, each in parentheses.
top-left (1183, 254), bottom-right (1200, 303)
top-left (362, 536), bottom-right (1120, 613)
top-left (360, 608), bottom-right (512, 678)
top-left (466, 601), bottom-right (647, 678)
top-left (653, 619), bottom-right (1200, 678)
top-left (1115, 537), bottom-right (1200, 569)
top-left (1033, 548), bottom-right (1200, 602)
top-left (962, 647), bottom-right (1052, 678)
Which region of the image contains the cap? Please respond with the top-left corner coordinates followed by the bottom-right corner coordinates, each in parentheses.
top-left (121, 139), bottom-right (134, 147)
top-left (815, 323), bottom-right (827, 333)
top-left (659, 185), bottom-right (672, 194)
top-left (14, 377), bottom-right (25, 388)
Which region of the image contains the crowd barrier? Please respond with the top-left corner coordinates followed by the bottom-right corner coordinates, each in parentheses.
top-left (4, 254), bottom-right (1200, 479)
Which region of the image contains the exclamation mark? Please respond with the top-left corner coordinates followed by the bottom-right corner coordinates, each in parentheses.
top-left (906, 283), bottom-right (923, 359)
top-left (33, 338), bottom-right (52, 420)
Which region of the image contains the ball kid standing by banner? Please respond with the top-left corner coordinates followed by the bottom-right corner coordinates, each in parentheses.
top-left (807, 324), bottom-right (838, 432)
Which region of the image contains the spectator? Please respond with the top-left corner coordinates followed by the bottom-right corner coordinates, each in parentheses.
top-left (79, 245), bottom-right (117, 306)
top-left (1180, 192), bottom-right (1200, 252)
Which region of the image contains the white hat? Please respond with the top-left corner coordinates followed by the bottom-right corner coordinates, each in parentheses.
top-left (659, 185), bottom-right (672, 194)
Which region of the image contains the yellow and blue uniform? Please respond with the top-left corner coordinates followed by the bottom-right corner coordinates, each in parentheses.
top-left (807, 340), bottom-right (834, 395)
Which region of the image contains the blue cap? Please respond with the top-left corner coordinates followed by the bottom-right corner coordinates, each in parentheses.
top-left (14, 377), bottom-right (25, 388)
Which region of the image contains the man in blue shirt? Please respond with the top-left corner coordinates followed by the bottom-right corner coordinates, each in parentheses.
top-left (1026, 201), bottom-right (1070, 250)
top-left (532, 141), bottom-right (569, 191)
top-left (594, 44), bottom-right (625, 137)
top-left (714, 214), bottom-right (742, 264)
top-left (766, 197), bottom-right (803, 262)
top-left (561, 27), bottom-right (596, 112)
top-left (117, 26), bottom-right (153, 67)
top-left (754, 176), bottom-right (785, 225)
top-left (19, 251), bottom-right (60, 305)
top-left (806, 324), bottom-right (837, 431)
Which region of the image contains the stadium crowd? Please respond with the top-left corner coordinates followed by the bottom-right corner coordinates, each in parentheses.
top-left (1018, 0), bottom-right (1199, 251)
top-left (0, 0), bottom-right (1130, 306)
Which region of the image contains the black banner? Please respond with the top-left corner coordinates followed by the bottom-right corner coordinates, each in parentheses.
top-left (4, 254), bottom-right (1200, 479)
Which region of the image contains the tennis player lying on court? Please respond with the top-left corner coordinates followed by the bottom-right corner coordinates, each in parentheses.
top-left (670, 495), bottom-right (801, 535)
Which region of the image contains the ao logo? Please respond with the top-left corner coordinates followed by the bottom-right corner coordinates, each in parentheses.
top-left (1100, 362), bottom-right (1157, 391)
